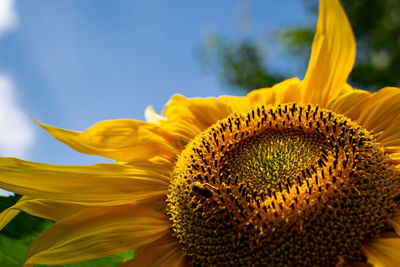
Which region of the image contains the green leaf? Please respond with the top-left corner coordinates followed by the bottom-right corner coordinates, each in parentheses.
top-left (0, 234), bottom-right (29, 266)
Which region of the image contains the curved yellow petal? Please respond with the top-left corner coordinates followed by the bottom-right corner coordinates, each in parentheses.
top-left (332, 87), bottom-right (400, 134)
top-left (377, 113), bottom-right (400, 156)
top-left (37, 119), bottom-right (182, 162)
top-left (302, 0), bottom-right (356, 107)
top-left (356, 87), bottom-right (400, 133)
top-left (0, 196), bottom-right (37, 231)
top-left (158, 119), bottom-right (201, 144)
top-left (330, 89), bottom-right (371, 119)
top-left (119, 233), bottom-right (188, 267)
top-left (246, 78), bottom-right (302, 107)
top-left (378, 117), bottom-right (400, 146)
top-left (0, 202), bottom-right (20, 230)
top-left (164, 95), bottom-right (233, 128)
top-left (362, 236), bottom-right (400, 267)
top-left (0, 196), bottom-right (84, 231)
top-left (162, 94), bottom-right (237, 142)
top-left (26, 205), bottom-right (170, 265)
top-left (0, 158), bottom-right (169, 206)
top-left (217, 95), bottom-right (250, 114)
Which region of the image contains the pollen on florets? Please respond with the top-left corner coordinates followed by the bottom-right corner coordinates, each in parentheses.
top-left (167, 103), bottom-right (399, 266)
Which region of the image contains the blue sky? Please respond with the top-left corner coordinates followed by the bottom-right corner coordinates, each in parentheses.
top-left (0, 0), bottom-right (312, 179)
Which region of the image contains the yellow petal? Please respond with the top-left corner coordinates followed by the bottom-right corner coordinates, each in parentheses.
top-left (246, 78), bottom-right (302, 107)
top-left (0, 196), bottom-right (33, 231)
top-left (119, 233), bottom-right (188, 267)
top-left (164, 95), bottom-right (233, 128)
top-left (357, 87), bottom-right (400, 133)
top-left (332, 87), bottom-right (400, 135)
top-left (26, 205), bottom-right (170, 265)
top-left (362, 236), bottom-right (400, 267)
top-left (37, 119), bottom-right (182, 162)
top-left (377, 114), bottom-right (400, 156)
top-left (162, 94), bottom-right (236, 142)
top-left (0, 158), bottom-right (169, 206)
top-left (220, 78), bottom-right (302, 114)
top-left (0, 196), bottom-right (84, 231)
top-left (217, 95), bottom-right (251, 114)
top-left (0, 202), bottom-right (20, 230)
top-left (378, 120), bottom-right (400, 146)
top-left (330, 89), bottom-right (370, 119)
top-left (302, 0), bottom-right (356, 107)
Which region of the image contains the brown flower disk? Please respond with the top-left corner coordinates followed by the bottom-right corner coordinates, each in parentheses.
top-left (167, 103), bottom-right (399, 266)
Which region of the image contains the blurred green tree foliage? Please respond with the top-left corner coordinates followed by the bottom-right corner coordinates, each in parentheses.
top-left (199, 35), bottom-right (284, 93)
top-left (200, 0), bottom-right (400, 92)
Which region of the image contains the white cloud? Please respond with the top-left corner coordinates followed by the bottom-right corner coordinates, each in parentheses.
top-left (0, 75), bottom-right (34, 158)
top-left (0, 0), bottom-right (17, 37)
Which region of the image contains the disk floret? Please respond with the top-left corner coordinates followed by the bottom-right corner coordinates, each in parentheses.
top-left (167, 103), bottom-right (399, 266)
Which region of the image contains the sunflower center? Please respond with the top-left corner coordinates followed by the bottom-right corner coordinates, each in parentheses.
top-left (167, 103), bottom-right (399, 266)
top-left (224, 129), bottom-right (325, 191)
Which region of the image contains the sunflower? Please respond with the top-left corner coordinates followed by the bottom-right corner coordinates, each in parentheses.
top-left (1, 0), bottom-right (400, 266)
